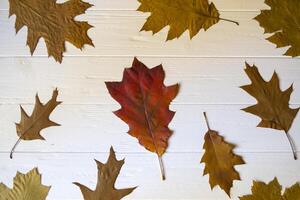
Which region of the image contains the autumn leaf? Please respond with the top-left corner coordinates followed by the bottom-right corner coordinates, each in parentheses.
top-left (240, 177), bottom-right (300, 200)
top-left (105, 58), bottom-right (179, 180)
top-left (9, 0), bottom-right (94, 63)
top-left (200, 112), bottom-right (245, 197)
top-left (254, 0), bottom-right (300, 57)
top-left (10, 89), bottom-right (62, 159)
top-left (0, 168), bottom-right (50, 200)
top-left (241, 63), bottom-right (299, 159)
top-left (137, 0), bottom-right (239, 41)
top-left (74, 147), bottom-right (136, 200)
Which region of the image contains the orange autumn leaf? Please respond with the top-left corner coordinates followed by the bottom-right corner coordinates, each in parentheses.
top-left (105, 58), bottom-right (179, 180)
top-left (8, 0), bottom-right (94, 63)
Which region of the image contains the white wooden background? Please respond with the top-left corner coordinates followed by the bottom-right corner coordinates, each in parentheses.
top-left (0, 0), bottom-right (300, 199)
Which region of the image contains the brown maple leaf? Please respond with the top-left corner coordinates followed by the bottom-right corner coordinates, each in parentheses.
top-left (0, 168), bottom-right (50, 200)
top-left (105, 58), bottom-right (179, 180)
top-left (240, 177), bottom-right (300, 200)
top-left (241, 63), bottom-right (299, 159)
top-left (254, 0), bottom-right (300, 57)
top-left (200, 112), bottom-right (245, 197)
top-left (137, 0), bottom-right (239, 41)
top-left (74, 147), bottom-right (136, 200)
top-left (10, 89), bottom-right (62, 159)
top-left (9, 0), bottom-right (94, 63)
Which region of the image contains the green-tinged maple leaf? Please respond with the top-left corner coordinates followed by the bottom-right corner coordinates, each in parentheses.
top-left (10, 89), bottom-right (62, 159)
top-left (74, 147), bottom-right (136, 200)
top-left (137, 0), bottom-right (239, 40)
top-left (241, 63), bottom-right (299, 159)
top-left (201, 112), bottom-right (245, 197)
top-left (240, 177), bottom-right (300, 200)
top-left (255, 0), bottom-right (300, 57)
top-left (9, 0), bottom-right (94, 62)
top-left (0, 168), bottom-right (50, 200)
top-left (105, 57), bottom-right (179, 180)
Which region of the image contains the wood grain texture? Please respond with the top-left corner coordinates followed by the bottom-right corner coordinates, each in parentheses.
top-left (0, 0), bottom-right (300, 199)
top-left (0, 153), bottom-right (299, 200)
top-left (0, 11), bottom-right (292, 58)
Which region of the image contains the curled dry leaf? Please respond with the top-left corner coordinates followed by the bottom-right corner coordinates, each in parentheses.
top-left (255, 0), bottom-right (300, 57)
top-left (137, 0), bottom-right (239, 41)
top-left (241, 63), bottom-right (299, 159)
top-left (74, 147), bottom-right (136, 200)
top-left (10, 89), bottom-right (62, 159)
top-left (9, 0), bottom-right (94, 63)
top-left (240, 177), bottom-right (300, 200)
top-left (0, 168), bottom-right (50, 200)
top-left (200, 112), bottom-right (245, 197)
top-left (105, 58), bottom-right (179, 180)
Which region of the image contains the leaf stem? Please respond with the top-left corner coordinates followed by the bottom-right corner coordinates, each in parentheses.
top-left (158, 156), bottom-right (166, 181)
top-left (10, 137), bottom-right (22, 159)
top-left (285, 131), bottom-right (297, 160)
top-left (203, 112), bottom-right (211, 130)
top-left (219, 17), bottom-right (239, 25)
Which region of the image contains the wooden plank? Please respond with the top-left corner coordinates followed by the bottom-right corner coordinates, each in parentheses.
top-left (0, 57), bottom-right (299, 105)
top-left (1, 104), bottom-right (299, 153)
top-left (0, 11), bottom-right (289, 58)
top-left (0, 0), bottom-right (269, 11)
top-left (0, 152), bottom-right (299, 199)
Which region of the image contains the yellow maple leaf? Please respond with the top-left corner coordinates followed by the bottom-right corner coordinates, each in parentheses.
top-left (240, 177), bottom-right (300, 200)
top-left (137, 0), bottom-right (239, 40)
top-left (0, 168), bottom-right (50, 200)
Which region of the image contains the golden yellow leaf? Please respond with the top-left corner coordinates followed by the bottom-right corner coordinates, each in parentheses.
top-left (241, 63), bottom-right (299, 159)
top-left (255, 0), bottom-right (300, 57)
top-left (9, 0), bottom-right (94, 62)
top-left (0, 168), bottom-right (50, 200)
top-left (240, 177), bottom-right (300, 200)
top-left (74, 147), bottom-right (136, 200)
top-left (137, 0), bottom-right (239, 41)
top-left (200, 112), bottom-right (245, 197)
top-left (10, 89), bottom-right (62, 158)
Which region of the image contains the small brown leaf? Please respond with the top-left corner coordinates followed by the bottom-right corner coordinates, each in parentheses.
top-left (10, 89), bottom-right (62, 158)
top-left (200, 112), bottom-right (245, 197)
top-left (240, 177), bottom-right (300, 200)
top-left (241, 63), bottom-right (299, 159)
top-left (9, 0), bottom-right (94, 62)
top-left (0, 168), bottom-right (50, 200)
top-left (74, 147), bottom-right (136, 200)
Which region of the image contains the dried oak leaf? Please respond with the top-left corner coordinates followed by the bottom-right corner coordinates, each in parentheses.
top-left (74, 147), bottom-right (136, 200)
top-left (240, 177), bottom-right (300, 200)
top-left (0, 168), bottom-right (50, 200)
top-left (200, 112), bottom-right (245, 197)
top-left (10, 89), bottom-right (62, 159)
top-left (137, 0), bottom-right (239, 41)
top-left (255, 0), bottom-right (300, 57)
top-left (241, 63), bottom-right (299, 159)
top-left (9, 0), bottom-right (94, 63)
top-left (105, 58), bottom-right (179, 180)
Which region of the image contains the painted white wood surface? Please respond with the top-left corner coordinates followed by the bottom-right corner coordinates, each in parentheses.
top-left (0, 0), bottom-right (300, 199)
